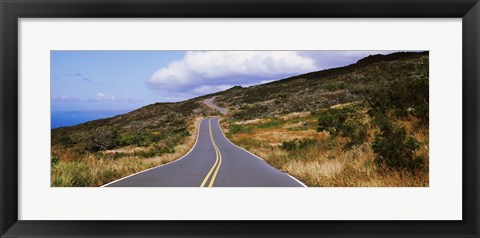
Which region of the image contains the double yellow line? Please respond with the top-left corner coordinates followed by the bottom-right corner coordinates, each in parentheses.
top-left (200, 118), bottom-right (222, 187)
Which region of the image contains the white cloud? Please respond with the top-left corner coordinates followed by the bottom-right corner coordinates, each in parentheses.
top-left (147, 51), bottom-right (317, 92)
top-left (95, 92), bottom-right (116, 101)
top-left (192, 85), bottom-right (235, 95)
top-left (87, 92), bottom-right (118, 102)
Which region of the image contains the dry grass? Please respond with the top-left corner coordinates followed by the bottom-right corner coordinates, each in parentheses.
top-left (278, 112), bottom-right (310, 120)
top-left (234, 128), bottom-right (322, 146)
top-left (233, 118), bottom-right (267, 125)
top-left (223, 112), bottom-right (429, 187)
top-left (51, 117), bottom-right (202, 187)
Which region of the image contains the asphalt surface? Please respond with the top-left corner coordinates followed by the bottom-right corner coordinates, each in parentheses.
top-left (204, 97), bottom-right (229, 114)
top-left (105, 117), bottom-right (304, 187)
top-left (104, 97), bottom-right (305, 187)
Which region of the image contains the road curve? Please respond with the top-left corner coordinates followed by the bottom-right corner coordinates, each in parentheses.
top-left (105, 118), bottom-right (305, 187)
top-left (204, 97), bottom-right (229, 115)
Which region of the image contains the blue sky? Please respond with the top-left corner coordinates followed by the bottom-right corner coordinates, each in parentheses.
top-left (51, 50), bottom-right (398, 112)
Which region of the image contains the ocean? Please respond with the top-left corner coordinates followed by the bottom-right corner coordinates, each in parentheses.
top-left (51, 110), bottom-right (132, 129)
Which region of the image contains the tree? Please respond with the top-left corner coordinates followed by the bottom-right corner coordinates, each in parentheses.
top-left (86, 127), bottom-right (118, 152)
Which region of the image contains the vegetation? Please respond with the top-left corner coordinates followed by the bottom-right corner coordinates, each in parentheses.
top-left (223, 109), bottom-right (428, 187)
top-left (372, 114), bottom-right (424, 171)
top-left (316, 106), bottom-right (368, 148)
top-left (228, 124), bottom-right (253, 135)
top-left (280, 138), bottom-right (317, 151)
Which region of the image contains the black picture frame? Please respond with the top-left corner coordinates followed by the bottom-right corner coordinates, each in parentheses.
top-left (1, 0), bottom-right (479, 237)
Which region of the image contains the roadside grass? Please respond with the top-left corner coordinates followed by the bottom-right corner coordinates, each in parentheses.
top-left (221, 110), bottom-right (429, 187)
top-left (51, 117), bottom-right (201, 187)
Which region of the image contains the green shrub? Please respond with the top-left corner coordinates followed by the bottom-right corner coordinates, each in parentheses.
top-left (136, 145), bottom-right (175, 158)
top-left (280, 140), bottom-right (298, 151)
top-left (317, 107), bottom-right (367, 147)
top-left (280, 138), bottom-right (317, 151)
top-left (116, 127), bottom-right (189, 148)
top-left (172, 128), bottom-right (191, 137)
top-left (229, 124), bottom-right (253, 135)
top-left (342, 118), bottom-right (368, 147)
top-left (324, 81), bottom-right (346, 91)
top-left (59, 134), bottom-right (75, 147)
top-left (365, 73), bottom-right (428, 123)
top-left (231, 103), bottom-right (270, 120)
top-left (372, 114), bottom-right (424, 171)
top-left (257, 118), bottom-right (284, 129)
top-left (112, 152), bottom-right (127, 160)
top-left (51, 154), bottom-right (60, 167)
top-left (317, 108), bottom-right (351, 135)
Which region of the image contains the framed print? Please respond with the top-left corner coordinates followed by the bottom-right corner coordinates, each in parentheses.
top-left (1, 0), bottom-right (479, 237)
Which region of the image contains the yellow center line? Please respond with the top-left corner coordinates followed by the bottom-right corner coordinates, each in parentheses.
top-left (208, 125), bottom-right (222, 187)
top-left (200, 118), bottom-right (222, 187)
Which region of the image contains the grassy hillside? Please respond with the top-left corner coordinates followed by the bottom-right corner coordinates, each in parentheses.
top-left (215, 51), bottom-right (428, 119)
top-left (218, 51), bottom-right (429, 186)
top-left (51, 99), bottom-right (219, 186)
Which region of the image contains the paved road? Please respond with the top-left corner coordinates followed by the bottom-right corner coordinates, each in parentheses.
top-left (105, 117), bottom-right (305, 187)
top-left (204, 97), bottom-right (229, 114)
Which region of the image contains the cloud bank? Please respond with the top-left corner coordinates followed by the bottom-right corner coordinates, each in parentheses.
top-left (146, 51), bottom-right (318, 97)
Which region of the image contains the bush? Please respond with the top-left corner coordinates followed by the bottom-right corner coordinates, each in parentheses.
top-left (172, 128), bottom-right (191, 137)
top-left (280, 140), bottom-right (298, 151)
top-left (317, 107), bottom-right (367, 147)
top-left (135, 145), bottom-right (175, 158)
top-left (342, 118), bottom-right (368, 147)
top-left (51, 154), bottom-right (60, 167)
top-left (257, 118), bottom-right (284, 129)
top-left (324, 81), bottom-right (346, 91)
top-left (231, 103), bottom-right (270, 120)
top-left (365, 73), bottom-right (428, 123)
top-left (229, 124), bottom-right (253, 135)
top-left (372, 114), bottom-right (424, 171)
top-left (317, 108), bottom-right (351, 135)
top-left (112, 152), bottom-right (127, 160)
top-left (280, 139), bottom-right (317, 151)
top-left (59, 134), bottom-right (75, 147)
top-left (118, 131), bottom-right (158, 147)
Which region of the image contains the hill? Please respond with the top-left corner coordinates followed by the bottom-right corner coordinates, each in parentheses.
top-left (213, 51), bottom-right (428, 120)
